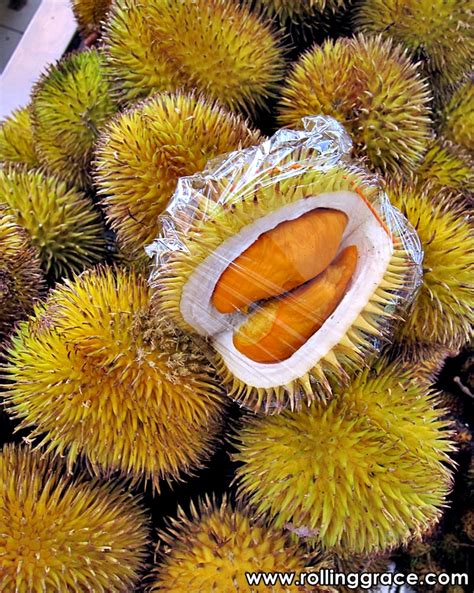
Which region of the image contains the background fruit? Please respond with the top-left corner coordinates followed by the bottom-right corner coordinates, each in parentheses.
top-left (0, 207), bottom-right (44, 343)
top-left (103, 0), bottom-right (284, 112)
top-left (235, 361), bottom-right (454, 553)
top-left (386, 180), bottom-right (474, 351)
top-left (94, 92), bottom-right (261, 256)
top-left (0, 106), bottom-right (39, 168)
top-left (0, 166), bottom-right (106, 279)
top-left (278, 35), bottom-right (432, 174)
top-left (355, 0), bottom-right (473, 89)
top-left (0, 444), bottom-right (150, 593)
top-left (3, 268), bottom-right (226, 489)
top-left (149, 497), bottom-right (318, 592)
top-left (32, 49), bottom-right (116, 187)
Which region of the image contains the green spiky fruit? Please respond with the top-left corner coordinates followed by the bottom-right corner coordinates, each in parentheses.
top-left (0, 443), bottom-right (149, 593)
top-left (103, 0), bottom-right (284, 112)
top-left (256, 0), bottom-right (345, 23)
top-left (0, 166), bottom-right (106, 279)
top-left (235, 360), bottom-right (454, 553)
top-left (94, 92), bottom-right (261, 256)
top-left (153, 138), bottom-right (419, 412)
top-left (355, 0), bottom-right (473, 88)
top-left (2, 267), bottom-right (226, 489)
top-left (330, 553), bottom-right (390, 593)
top-left (150, 497), bottom-right (319, 592)
top-left (384, 341), bottom-right (454, 387)
top-left (0, 106), bottom-right (39, 168)
top-left (0, 207), bottom-right (44, 343)
top-left (439, 81), bottom-right (474, 153)
top-left (416, 140), bottom-right (473, 199)
top-left (71, 0), bottom-right (112, 35)
top-left (32, 49), bottom-right (116, 187)
top-left (461, 510), bottom-right (474, 541)
top-left (387, 180), bottom-right (474, 350)
top-left (278, 35), bottom-right (432, 174)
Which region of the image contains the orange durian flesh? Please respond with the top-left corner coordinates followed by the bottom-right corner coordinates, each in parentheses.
top-left (211, 208), bottom-right (348, 313)
top-left (233, 245), bottom-right (358, 363)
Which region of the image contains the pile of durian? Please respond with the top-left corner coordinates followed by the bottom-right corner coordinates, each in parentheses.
top-left (0, 1), bottom-right (472, 591)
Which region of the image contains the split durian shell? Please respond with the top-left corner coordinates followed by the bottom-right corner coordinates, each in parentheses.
top-left (150, 119), bottom-right (421, 413)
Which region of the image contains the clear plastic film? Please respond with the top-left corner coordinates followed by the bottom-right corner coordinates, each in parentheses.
top-left (147, 116), bottom-right (423, 413)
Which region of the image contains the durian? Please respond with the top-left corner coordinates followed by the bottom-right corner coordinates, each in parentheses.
top-left (0, 166), bottom-right (106, 279)
top-left (234, 360), bottom-right (455, 553)
top-left (278, 35), bottom-right (432, 174)
top-left (415, 140), bottom-right (473, 199)
top-left (32, 49), bottom-right (116, 187)
top-left (329, 553), bottom-right (390, 593)
top-left (255, 0), bottom-right (346, 24)
top-left (0, 443), bottom-right (149, 593)
top-left (149, 496), bottom-right (323, 592)
top-left (2, 267), bottom-right (226, 489)
top-left (0, 106), bottom-right (39, 168)
top-left (462, 510), bottom-right (474, 541)
top-left (384, 341), bottom-right (454, 387)
top-left (0, 207), bottom-right (44, 343)
top-left (94, 92), bottom-right (261, 256)
top-left (103, 0), bottom-right (284, 112)
top-left (355, 0), bottom-right (473, 88)
top-left (71, 0), bottom-right (112, 36)
top-left (150, 121), bottom-right (420, 413)
top-left (386, 179), bottom-right (474, 350)
top-left (439, 81), bottom-right (473, 153)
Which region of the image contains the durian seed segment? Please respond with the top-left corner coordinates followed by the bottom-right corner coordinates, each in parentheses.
top-left (233, 245), bottom-right (358, 363)
top-left (211, 208), bottom-right (348, 313)
top-left (181, 190), bottom-right (394, 390)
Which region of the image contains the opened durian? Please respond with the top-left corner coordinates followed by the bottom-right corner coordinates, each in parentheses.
top-left (149, 118), bottom-right (421, 412)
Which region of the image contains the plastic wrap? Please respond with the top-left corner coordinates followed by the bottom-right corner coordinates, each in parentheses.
top-left (147, 116), bottom-right (423, 413)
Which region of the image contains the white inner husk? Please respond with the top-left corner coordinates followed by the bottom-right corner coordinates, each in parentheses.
top-left (181, 190), bottom-right (393, 389)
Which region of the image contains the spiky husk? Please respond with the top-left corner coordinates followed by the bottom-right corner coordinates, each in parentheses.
top-left (278, 34), bottom-right (432, 174)
top-left (255, 0), bottom-right (345, 22)
top-left (0, 106), bottom-right (39, 168)
top-left (439, 81), bottom-right (474, 153)
top-left (0, 444), bottom-right (149, 593)
top-left (355, 0), bottom-right (473, 88)
top-left (2, 267), bottom-right (226, 490)
top-left (32, 49), bottom-right (116, 187)
top-left (0, 207), bottom-right (44, 343)
top-left (415, 140), bottom-right (473, 200)
top-left (71, 0), bottom-right (112, 35)
top-left (103, 0), bottom-right (284, 112)
top-left (155, 156), bottom-right (418, 412)
top-left (149, 496), bottom-right (322, 592)
top-left (462, 510), bottom-right (474, 541)
top-left (383, 341), bottom-right (455, 387)
top-left (329, 553), bottom-right (390, 592)
top-left (234, 360), bottom-right (455, 554)
top-left (94, 92), bottom-right (261, 256)
top-left (387, 180), bottom-right (474, 350)
top-left (0, 166), bottom-right (106, 279)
